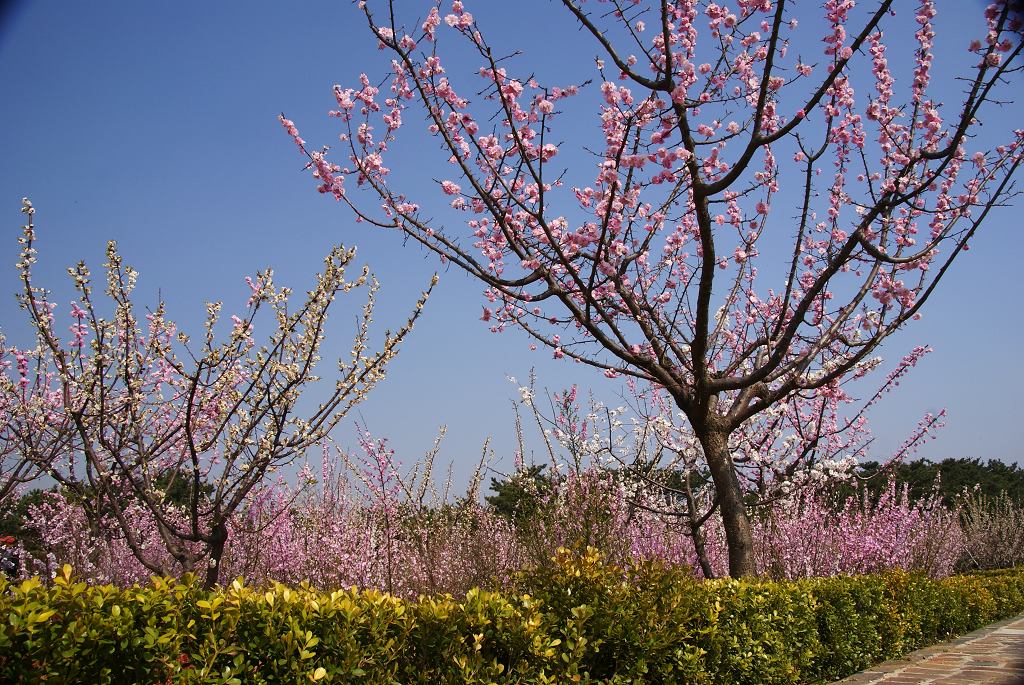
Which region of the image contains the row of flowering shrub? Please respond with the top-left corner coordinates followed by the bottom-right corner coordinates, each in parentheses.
top-left (3, 551), bottom-right (1023, 684)
top-left (17, 465), bottom-right (971, 595)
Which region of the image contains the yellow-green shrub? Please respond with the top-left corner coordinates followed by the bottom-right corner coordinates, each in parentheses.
top-left (1, 557), bottom-right (1022, 684)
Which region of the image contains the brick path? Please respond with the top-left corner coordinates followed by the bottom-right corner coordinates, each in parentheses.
top-left (830, 614), bottom-right (1024, 685)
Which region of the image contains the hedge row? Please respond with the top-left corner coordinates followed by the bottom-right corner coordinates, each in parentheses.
top-left (2, 549), bottom-right (1023, 684)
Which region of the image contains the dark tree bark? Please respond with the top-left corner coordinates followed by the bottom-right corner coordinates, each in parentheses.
top-left (697, 427), bottom-right (755, 577)
top-left (203, 521), bottom-right (228, 590)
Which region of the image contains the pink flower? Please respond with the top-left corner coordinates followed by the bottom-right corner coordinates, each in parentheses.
top-left (422, 7), bottom-right (441, 40)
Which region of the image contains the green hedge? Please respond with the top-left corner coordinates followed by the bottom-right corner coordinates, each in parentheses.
top-left (2, 549), bottom-right (1022, 684)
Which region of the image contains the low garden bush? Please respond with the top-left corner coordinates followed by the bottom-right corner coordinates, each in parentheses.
top-left (2, 551), bottom-right (1023, 684)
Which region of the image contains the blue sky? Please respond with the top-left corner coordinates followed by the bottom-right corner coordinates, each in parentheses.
top-left (0, 0), bottom-right (1020, 489)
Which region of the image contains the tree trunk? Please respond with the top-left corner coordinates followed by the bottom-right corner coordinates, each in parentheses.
top-left (700, 430), bottom-right (756, 577)
top-left (203, 521), bottom-right (228, 590)
top-left (690, 521), bottom-right (716, 579)
top-left (682, 468), bottom-right (716, 579)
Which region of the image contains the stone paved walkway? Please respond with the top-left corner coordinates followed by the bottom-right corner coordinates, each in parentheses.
top-left (830, 614), bottom-right (1024, 685)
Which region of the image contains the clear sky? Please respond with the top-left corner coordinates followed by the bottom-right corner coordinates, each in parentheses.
top-left (0, 0), bottom-right (1020, 491)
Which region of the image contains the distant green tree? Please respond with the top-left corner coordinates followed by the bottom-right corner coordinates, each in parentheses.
top-left (486, 465), bottom-right (554, 524)
top-left (0, 488), bottom-right (48, 559)
top-left (857, 458), bottom-right (1024, 506)
top-left (151, 470), bottom-right (215, 510)
top-left (487, 463), bottom-right (714, 521)
top-left (490, 457), bottom-right (1024, 519)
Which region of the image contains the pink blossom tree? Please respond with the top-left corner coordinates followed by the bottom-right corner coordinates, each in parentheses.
top-left (4, 199), bottom-right (434, 588)
top-left (509, 351), bottom-right (942, 578)
top-left (0, 341), bottom-right (70, 505)
top-left (284, 0), bottom-right (1023, 575)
